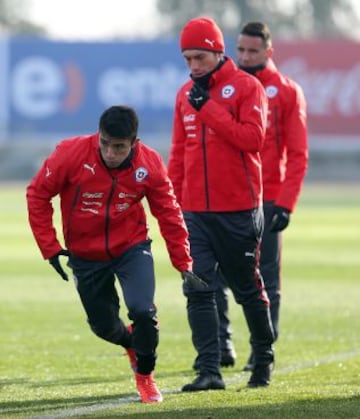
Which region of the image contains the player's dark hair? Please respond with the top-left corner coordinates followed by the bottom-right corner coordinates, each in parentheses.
top-left (99, 105), bottom-right (138, 142)
top-left (241, 22), bottom-right (272, 49)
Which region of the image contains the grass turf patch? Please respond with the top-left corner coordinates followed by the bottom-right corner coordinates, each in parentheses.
top-left (0, 182), bottom-right (359, 418)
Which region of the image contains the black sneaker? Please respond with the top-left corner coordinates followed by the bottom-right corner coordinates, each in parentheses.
top-left (243, 352), bottom-right (255, 372)
top-left (182, 374), bottom-right (226, 392)
top-left (247, 364), bottom-right (271, 388)
top-left (220, 349), bottom-right (236, 367)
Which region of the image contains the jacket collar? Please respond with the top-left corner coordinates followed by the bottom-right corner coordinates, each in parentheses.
top-left (209, 56), bottom-right (239, 87)
top-left (253, 58), bottom-right (278, 83)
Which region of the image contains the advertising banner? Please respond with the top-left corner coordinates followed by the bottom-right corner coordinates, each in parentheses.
top-left (275, 39), bottom-right (360, 136)
top-left (3, 37), bottom-right (360, 144)
top-left (7, 38), bottom-right (188, 142)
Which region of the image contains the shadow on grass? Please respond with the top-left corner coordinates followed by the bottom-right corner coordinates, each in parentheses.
top-left (85, 394), bottom-right (360, 419)
top-left (0, 378), bottom-right (29, 386)
top-left (1, 390), bottom-right (359, 419)
top-left (0, 370), bottom-right (246, 417)
top-left (0, 374), bottom-right (136, 416)
top-left (0, 392), bottom-right (136, 416)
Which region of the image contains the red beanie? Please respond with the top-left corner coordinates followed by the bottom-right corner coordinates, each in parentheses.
top-left (180, 17), bottom-right (225, 53)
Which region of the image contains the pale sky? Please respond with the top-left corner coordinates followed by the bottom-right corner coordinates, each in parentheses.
top-left (28, 0), bottom-right (161, 40)
top-left (28, 0), bottom-right (360, 41)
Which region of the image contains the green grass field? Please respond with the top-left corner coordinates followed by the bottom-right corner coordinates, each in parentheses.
top-left (1, 182), bottom-right (360, 418)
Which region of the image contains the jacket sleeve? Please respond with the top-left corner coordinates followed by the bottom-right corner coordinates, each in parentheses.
top-left (146, 152), bottom-right (193, 273)
top-left (167, 91), bottom-right (186, 205)
top-left (26, 143), bottom-right (69, 259)
top-left (198, 77), bottom-right (268, 152)
top-left (276, 82), bottom-right (309, 212)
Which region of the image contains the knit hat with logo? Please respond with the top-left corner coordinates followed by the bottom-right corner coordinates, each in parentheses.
top-left (180, 17), bottom-right (225, 53)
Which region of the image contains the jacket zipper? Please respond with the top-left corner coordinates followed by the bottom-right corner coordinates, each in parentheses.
top-left (240, 152), bottom-right (257, 207)
top-left (273, 106), bottom-right (281, 157)
top-left (105, 177), bottom-right (117, 259)
top-left (201, 123), bottom-right (210, 210)
top-left (65, 185), bottom-right (81, 248)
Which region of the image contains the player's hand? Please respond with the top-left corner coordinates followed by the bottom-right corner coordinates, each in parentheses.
top-left (49, 249), bottom-right (71, 281)
top-left (270, 206), bottom-right (291, 232)
top-left (181, 270), bottom-right (208, 291)
top-left (188, 83), bottom-right (209, 111)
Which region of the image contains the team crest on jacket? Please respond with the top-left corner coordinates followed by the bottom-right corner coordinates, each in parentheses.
top-left (265, 85), bottom-right (278, 98)
top-left (134, 167), bottom-right (148, 182)
top-left (222, 85), bottom-right (235, 98)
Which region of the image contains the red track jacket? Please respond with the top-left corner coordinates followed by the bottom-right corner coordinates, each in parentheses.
top-left (256, 59), bottom-right (308, 212)
top-left (26, 135), bottom-right (192, 272)
top-left (168, 57), bottom-right (268, 212)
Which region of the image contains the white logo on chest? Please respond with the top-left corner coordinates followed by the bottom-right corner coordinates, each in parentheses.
top-left (134, 167), bottom-right (148, 182)
top-left (222, 85), bottom-right (235, 98)
top-left (83, 163), bottom-right (96, 175)
top-left (265, 85), bottom-right (278, 98)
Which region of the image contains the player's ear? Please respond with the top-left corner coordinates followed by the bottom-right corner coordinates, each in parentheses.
top-left (266, 47), bottom-right (274, 59)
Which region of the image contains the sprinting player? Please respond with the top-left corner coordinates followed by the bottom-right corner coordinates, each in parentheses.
top-left (26, 105), bottom-right (206, 403)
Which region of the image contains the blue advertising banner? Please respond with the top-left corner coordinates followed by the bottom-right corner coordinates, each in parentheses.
top-left (7, 38), bottom-right (191, 143)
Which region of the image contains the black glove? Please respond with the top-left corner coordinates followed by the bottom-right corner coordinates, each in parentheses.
top-left (270, 206), bottom-right (291, 232)
top-left (49, 249), bottom-right (71, 281)
top-left (188, 83), bottom-right (209, 111)
top-left (181, 270), bottom-right (208, 291)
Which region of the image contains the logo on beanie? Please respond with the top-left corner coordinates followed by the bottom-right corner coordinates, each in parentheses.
top-left (222, 85), bottom-right (235, 98)
top-left (204, 39), bottom-right (215, 48)
top-left (180, 17), bottom-right (225, 52)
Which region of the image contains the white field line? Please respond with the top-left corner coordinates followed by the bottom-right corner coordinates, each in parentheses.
top-left (23, 348), bottom-right (360, 419)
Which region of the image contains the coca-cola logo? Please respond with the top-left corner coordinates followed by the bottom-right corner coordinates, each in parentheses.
top-left (279, 57), bottom-right (360, 117)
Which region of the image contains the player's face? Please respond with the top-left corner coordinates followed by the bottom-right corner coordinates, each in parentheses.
top-left (236, 34), bottom-right (272, 67)
top-left (183, 50), bottom-right (222, 78)
top-left (98, 133), bottom-right (134, 168)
